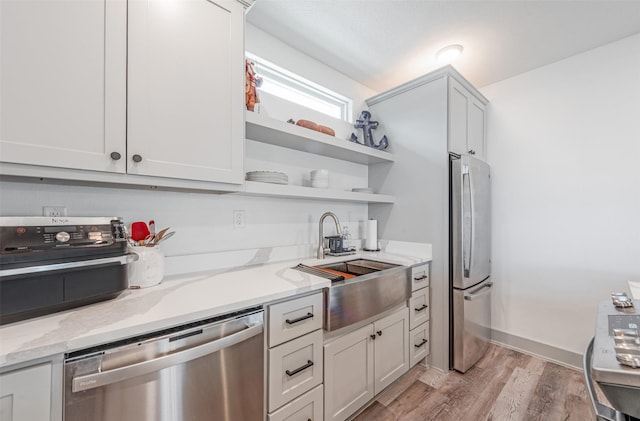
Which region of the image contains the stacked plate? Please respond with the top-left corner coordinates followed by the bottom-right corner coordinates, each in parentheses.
top-left (245, 171), bottom-right (288, 185)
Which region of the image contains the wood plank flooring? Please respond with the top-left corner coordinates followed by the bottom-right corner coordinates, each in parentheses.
top-left (353, 343), bottom-right (594, 421)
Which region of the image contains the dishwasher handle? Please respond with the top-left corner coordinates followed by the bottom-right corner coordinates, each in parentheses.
top-left (72, 321), bottom-right (262, 393)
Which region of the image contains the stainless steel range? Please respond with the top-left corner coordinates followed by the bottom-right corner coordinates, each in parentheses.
top-left (585, 299), bottom-right (640, 420)
top-left (0, 216), bottom-right (134, 325)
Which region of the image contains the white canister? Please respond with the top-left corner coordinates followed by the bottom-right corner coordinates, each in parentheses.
top-left (127, 247), bottom-right (165, 288)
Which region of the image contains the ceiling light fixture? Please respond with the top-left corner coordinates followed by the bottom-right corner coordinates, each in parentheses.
top-left (436, 44), bottom-right (464, 63)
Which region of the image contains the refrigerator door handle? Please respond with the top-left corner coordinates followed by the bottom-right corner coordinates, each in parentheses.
top-left (464, 281), bottom-right (493, 301)
top-left (463, 167), bottom-right (473, 278)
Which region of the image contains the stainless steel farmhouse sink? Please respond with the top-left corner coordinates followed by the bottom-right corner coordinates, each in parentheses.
top-left (316, 259), bottom-right (411, 331)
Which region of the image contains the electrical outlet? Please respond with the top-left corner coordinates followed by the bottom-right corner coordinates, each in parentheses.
top-left (43, 206), bottom-right (67, 217)
top-left (233, 210), bottom-right (246, 228)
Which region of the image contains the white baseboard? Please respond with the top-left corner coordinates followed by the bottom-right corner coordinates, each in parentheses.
top-left (491, 329), bottom-right (584, 371)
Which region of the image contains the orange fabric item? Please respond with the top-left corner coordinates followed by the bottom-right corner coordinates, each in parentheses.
top-left (312, 266), bottom-right (356, 279)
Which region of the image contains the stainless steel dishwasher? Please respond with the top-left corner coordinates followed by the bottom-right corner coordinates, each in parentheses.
top-left (64, 306), bottom-right (264, 421)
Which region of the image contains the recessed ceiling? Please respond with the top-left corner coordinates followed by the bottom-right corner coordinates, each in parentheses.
top-left (247, 1), bottom-right (640, 92)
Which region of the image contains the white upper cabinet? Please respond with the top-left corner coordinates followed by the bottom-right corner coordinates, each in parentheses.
top-left (127, 0), bottom-right (244, 183)
top-left (448, 77), bottom-right (487, 160)
top-left (0, 0), bottom-right (127, 173)
top-left (1, 0), bottom-right (245, 187)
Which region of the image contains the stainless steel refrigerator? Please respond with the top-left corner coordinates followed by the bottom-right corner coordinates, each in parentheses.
top-left (450, 154), bottom-right (492, 373)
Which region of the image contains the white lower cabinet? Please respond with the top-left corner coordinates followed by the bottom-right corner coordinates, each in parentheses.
top-left (266, 292), bottom-right (324, 419)
top-left (409, 287), bottom-right (430, 330)
top-left (408, 263), bottom-right (431, 368)
top-left (373, 307), bottom-right (410, 393)
top-left (0, 362), bottom-right (53, 421)
top-left (268, 330), bottom-right (323, 411)
top-left (268, 385), bottom-right (323, 421)
top-left (410, 321), bottom-right (430, 367)
top-left (324, 306), bottom-right (409, 421)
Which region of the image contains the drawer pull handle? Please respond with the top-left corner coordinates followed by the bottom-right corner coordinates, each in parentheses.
top-left (415, 304), bottom-right (428, 312)
top-left (415, 338), bottom-right (429, 348)
top-left (286, 360), bottom-right (314, 376)
top-left (414, 275), bottom-right (428, 281)
top-left (285, 312), bottom-right (314, 325)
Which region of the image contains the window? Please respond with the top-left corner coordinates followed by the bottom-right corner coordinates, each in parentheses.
top-left (247, 53), bottom-right (353, 122)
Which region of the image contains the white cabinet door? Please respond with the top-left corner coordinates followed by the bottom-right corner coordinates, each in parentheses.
top-left (268, 330), bottom-right (323, 412)
top-left (448, 78), bottom-right (469, 156)
top-left (268, 293), bottom-right (323, 348)
top-left (127, 0), bottom-right (244, 183)
top-left (448, 77), bottom-right (487, 160)
top-left (268, 385), bottom-right (323, 421)
top-left (0, 363), bottom-right (52, 421)
top-left (411, 263), bottom-right (430, 292)
top-left (468, 97), bottom-right (487, 159)
top-left (0, 0), bottom-right (126, 173)
top-left (373, 307), bottom-right (409, 394)
top-left (410, 321), bottom-right (430, 368)
top-left (324, 324), bottom-right (374, 421)
top-left (409, 288), bottom-right (430, 330)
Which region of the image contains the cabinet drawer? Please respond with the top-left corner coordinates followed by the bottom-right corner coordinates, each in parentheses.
top-left (268, 384), bottom-right (323, 421)
top-left (411, 263), bottom-right (429, 291)
top-left (269, 293), bottom-right (323, 347)
top-left (269, 330), bottom-right (323, 411)
top-left (410, 321), bottom-right (430, 368)
top-left (409, 288), bottom-right (430, 330)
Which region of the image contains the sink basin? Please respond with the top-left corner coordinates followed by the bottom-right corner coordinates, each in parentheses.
top-left (317, 259), bottom-right (410, 331)
top-left (318, 259), bottom-right (400, 277)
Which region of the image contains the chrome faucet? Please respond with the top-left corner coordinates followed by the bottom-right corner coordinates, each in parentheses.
top-left (317, 212), bottom-right (343, 259)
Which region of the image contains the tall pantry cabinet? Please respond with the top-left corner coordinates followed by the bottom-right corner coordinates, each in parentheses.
top-left (367, 66), bottom-right (488, 372)
top-left (0, 0), bottom-right (246, 187)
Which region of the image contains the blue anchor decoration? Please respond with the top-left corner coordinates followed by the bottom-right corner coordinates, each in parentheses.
top-left (350, 111), bottom-right (389, 150)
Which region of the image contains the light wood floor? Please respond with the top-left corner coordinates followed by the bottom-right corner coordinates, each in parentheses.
top-left (353, 343), bottom-right (594, 421)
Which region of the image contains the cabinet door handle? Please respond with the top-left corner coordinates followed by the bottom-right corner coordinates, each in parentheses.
top-left (370, 334), bottom-right (376, 340)
top-left (415, 304), bottom-right (428, 312)
top-left (376, 330), bottom-right (382, 336)
top-left (285, 312), bottom-right (313, 325)
top-left (414, 275), bottom-right (428, 281)
top-left (468, 149), bottom-right (476, 155)
top-left (414, 338), bottom-right (428, 348)
top-left (110, 152), bottom-right (122, 160)
top-left (132, 154), bottom-right (143, 163)
top-left (285, 360), bottom-right (314, 377)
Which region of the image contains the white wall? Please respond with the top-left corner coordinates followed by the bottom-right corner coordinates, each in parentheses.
top-left (480, 33), bottom-right (640, 362)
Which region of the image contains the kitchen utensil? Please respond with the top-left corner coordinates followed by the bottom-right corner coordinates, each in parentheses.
top-left (131, 222), bottom-right (150, 245)
top-left (146, 227), bottom-right (170, 247)
top-left (154, 231), bottom-right (175, 245)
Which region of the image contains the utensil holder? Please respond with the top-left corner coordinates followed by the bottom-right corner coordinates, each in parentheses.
top-left (127, 247), bottom-right (164, 288)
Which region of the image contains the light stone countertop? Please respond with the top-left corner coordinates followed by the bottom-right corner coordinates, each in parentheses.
top-left (0, 249), bottom-right (430, 369)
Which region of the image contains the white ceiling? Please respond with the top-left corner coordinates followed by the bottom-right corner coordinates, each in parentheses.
top-left (247, 1), bottom-right (640, 92)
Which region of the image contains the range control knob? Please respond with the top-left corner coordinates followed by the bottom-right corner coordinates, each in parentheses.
top-left (55, 231), bottom-right (71, 242)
